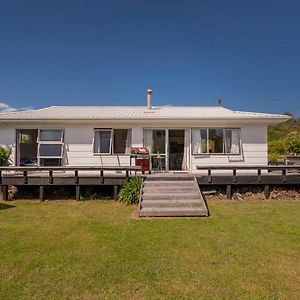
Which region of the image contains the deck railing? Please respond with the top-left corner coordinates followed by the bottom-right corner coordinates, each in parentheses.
top-left (196, 165), bottom-right (300, 199)
top-left (0, 166), bottom-right (140, 201)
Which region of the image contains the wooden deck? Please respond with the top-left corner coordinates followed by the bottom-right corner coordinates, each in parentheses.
top-left (0, 166), bottom-right (140, 201)
top-left (0, 165), bottom-right (299, 201)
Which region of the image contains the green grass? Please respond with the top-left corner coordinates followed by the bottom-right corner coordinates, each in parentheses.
top-left (1, 200), bottom-right (300, 299)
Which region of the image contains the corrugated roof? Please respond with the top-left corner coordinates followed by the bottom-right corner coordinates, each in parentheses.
top-left (0, 105), bottom-right (290, 121)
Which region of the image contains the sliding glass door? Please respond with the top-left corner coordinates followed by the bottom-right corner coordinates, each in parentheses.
top-left (143, 129), bottom-right (166, 171)
top-left (143, 129), bottom-right (190, 172)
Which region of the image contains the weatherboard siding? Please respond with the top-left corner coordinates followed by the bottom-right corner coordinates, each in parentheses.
top-left (0, 122), bottom-right (267, 169)
top-left (190, 124), bottom-right (267, 171)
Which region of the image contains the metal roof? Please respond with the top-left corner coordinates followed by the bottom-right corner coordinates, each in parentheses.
top-left (0, 105), bottom-right (290, 121)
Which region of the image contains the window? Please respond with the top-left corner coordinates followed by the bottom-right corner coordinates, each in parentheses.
top-left (37, 129), bottom-right (64, 166)
top-left (208, 129), bottom-right (223, 153)
top-left (39, 129), bottom-right (63, 142)
top-left (192, 128), bottom-right (241, 154)
top-left (94, 129), bottom-right (131, 154)
top-left (192, 129), bottom-right (208, 154)
top-left (114, 129), bottom-right (129, 154)
top-left (224, 129), bottom-right (241, 154)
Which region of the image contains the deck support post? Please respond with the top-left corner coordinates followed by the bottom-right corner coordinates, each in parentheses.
top-left (39, 186), bottom-right (44, 201)
top-left (113, 185), bottom-right (118, 200)
top-left (264, 185), bottom-right (270, 199)
top-left (226, 185), bottom-right (232, 199)
top-left (0, 185), bottom-right (8, 201)
top-left (76, 185), bottom-right (80, 201)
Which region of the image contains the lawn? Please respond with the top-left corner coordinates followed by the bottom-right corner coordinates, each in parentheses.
top-left (1, 200), bottom-right (300, 299)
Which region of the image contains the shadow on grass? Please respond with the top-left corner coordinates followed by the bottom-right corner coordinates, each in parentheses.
top-left (0, 202), bottom-right (15, 211)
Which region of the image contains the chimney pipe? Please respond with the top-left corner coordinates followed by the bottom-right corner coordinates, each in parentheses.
top-left (147, 89), bottom-right (153, 110)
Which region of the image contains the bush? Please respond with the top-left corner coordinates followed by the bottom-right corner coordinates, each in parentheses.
top-left (118, 177), bottom-right (142, 205)
top-left (0, 146), bottom-right (12, 166)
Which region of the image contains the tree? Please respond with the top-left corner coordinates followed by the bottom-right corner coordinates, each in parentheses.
top-left (286, 132), bottom-right (300, 155)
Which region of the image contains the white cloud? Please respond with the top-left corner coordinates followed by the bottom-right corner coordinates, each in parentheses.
top-left (0, 102), bottom-right (32, 113)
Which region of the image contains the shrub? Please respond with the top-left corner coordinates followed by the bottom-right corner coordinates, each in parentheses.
top-left (118, 177), bottom-right (142, 205)
top-left (0, 146), bottom-right (12, 166)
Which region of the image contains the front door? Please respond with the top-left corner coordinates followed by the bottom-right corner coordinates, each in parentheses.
top-left (168, 130), bottom-right (185, 171)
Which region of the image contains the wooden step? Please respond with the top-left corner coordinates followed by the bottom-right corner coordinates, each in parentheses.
top-left (142, 186), bottom-right (197, 193)
top-left (142, 193), bottom-right (200, 200)
top-left (139, 176), bottom-right (208, 217)
top-left (141, 199), bottom-right (203, 208)
top-left (139, 207), bottom-right (208, 217)
top-left (144, 180), bottom-right (195, 187)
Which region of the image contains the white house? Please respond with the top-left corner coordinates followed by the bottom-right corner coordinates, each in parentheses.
top-left (0, 90), bottom-right (289, 172)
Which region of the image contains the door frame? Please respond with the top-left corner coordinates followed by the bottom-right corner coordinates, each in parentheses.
top-left (143, 128), bottom-right (191, 172)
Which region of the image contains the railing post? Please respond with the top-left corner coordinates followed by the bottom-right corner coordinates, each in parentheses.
top-left (75, 170), bottom-right (79, 184)
top-left (282, 169), bottom-right (287, 183)
top-left (49, 170), bottom-right (53, 184)
top-left (100, 170), bottom-right (104, 184)
top-left (23, 171), bottom-right (28, 184)
top-left (208, 169), bottom-right (212, 183)
top-left (257, 169), bottom-right (261, 183)
top-left (233, 169), bottom-right (237, 183)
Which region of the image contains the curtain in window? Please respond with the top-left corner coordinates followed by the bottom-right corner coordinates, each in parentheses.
top-left (182, 129), bottom-right (190, 170)
top-left (94, 131), bottom-right (101, 153)
top-left (230, 130), bottom-right (240, 154)
top-left (143, 130), bottom-right (153, 153)
top-left (125, 129), bottom-right (132, 154)
top-left (192, 129), bottom-right (201, 154)
top-left (94, 130), bottom-right (111, 153)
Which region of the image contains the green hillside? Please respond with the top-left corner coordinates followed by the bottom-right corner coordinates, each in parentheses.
top-left (268, 117), bottom-right (300, 162)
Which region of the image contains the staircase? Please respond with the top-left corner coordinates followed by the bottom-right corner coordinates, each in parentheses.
top-left (139, 176), bottom-right (208, 217)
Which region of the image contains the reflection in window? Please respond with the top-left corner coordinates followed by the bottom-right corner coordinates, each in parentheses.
top-left (208, 129), bottom-right (223, 153)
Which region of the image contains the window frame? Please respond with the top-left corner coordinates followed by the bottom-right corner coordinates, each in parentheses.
top-left (93, 128), bottom-right (131, 155)
top-left (37, 129), bottom-right (64, 166)
top-left (191, 128), bottom-right (241, 155)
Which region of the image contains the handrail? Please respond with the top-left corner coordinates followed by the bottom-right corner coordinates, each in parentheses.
top-left (0, 166), bottom-right (140, 171)
top-left (138, 177), bottom-right (144, 213)
top-left (196, 165), bottom-right (300, 170)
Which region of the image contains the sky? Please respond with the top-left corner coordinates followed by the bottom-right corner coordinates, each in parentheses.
top-left (0, 0), bottom-right (299, 116)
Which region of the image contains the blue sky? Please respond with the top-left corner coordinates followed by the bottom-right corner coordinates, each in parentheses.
top-left (0, 0), bottom-right (299, 116)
